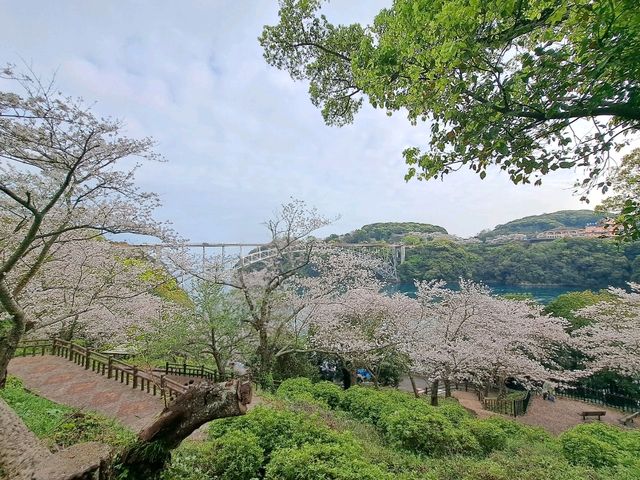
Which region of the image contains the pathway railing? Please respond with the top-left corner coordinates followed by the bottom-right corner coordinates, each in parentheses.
top-left (479, 390), bottom-right (532, 417)
top-left (15, 339), bottom-right (230, 401)
top-left (556, 385), bottom-right (639, 413)
top-left (162, 362), bottom-right (228, 382)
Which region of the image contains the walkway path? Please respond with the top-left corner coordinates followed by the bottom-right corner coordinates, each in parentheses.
top-left (9, 355), bottom-right (165, 431)
top-left (399, 376), bottom-right (636, 433)
top-left (517, 395), bottom-right (634, 435)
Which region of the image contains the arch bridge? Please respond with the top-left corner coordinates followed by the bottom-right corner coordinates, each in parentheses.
top-left (127, 242), bottom-right (408, 277)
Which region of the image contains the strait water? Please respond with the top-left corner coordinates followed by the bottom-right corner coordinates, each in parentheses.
top-left (388, 283), bottom-right (586, 305)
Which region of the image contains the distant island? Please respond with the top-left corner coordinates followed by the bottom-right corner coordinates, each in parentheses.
top-left (326, 211), bottom-right (638, 289)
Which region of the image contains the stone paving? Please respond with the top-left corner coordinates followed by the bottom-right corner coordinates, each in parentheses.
top-left (8, 355), bottom-right (164, 431)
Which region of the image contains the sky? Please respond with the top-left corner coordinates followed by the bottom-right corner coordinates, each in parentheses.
top-left (0, 0), bottom-right (603, 242)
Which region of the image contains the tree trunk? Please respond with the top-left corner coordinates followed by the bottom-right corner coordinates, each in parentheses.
top-left (255, 326), bottom-right (274, 388)
top-left (0, 277), bottom-right (27, 389)
top-left (498, 376), bottom-right (507, 397)
top-left (444, 379), bottom-right (452, 397)
top-left (115, 380), bottom-right (249, 479)
top-left (430, 379), bottom-right (439, 406)
top-left (408, 374), bottom-right (420, 398)
top-left (209, 329), bottom-right (226, 376)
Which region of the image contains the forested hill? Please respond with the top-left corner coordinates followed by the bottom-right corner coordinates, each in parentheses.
top-left (326, 222), bottom-right (447, 243)
top-left (478, 210), bottom-right (607, 240)
top-left (325, 214), bottom-right (638, 288)
top-left (397, 238), bottom-right (640, 288)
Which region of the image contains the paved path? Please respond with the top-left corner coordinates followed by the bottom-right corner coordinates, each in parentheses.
top-left (9, 355), bottom-right (164, 431)
top-left (400, 376), bottom-right (636, 433)
top-left (517, 395), bottom-right (635, 435)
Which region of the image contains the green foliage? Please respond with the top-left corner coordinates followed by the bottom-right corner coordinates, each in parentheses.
top-left (398, 240), bottom-right (478, 283)
top-left (276, 377), bottom-right (344, 409)
top-left (435, 399), bottom-right (472, 426)
top-left (51, 411), bottom-right (135, 448)
top-left (208, 406), bottom-right (341, 458)
top-left (310, 381), bottom-right (344, 409)
top-left (560, 423), bottom-right (640, 470)
top-left (466, 419), bottom-right (509, 454)
top-left (0, 376), bottom-right (73, 439)
top-left (599, 148), bottom-right (640, 241)
top-left (173, 380), bottom-right (638, 479)
top-left (207, 431), bottom-right (264, 480)
top-left (381, 408), bottom-right (481, 457)
top-left (124, 257), bottom-right (191, 306)
top-left (340, 386), bottom-right (423, 425)
top-left (396, 237), bottom-right (640, 287)
top-left (276, 377), bottom-right (329, 407)
top-left (160, 443), bottom-right (212, 480)
top-left (500, 292), bottom-right (535, 301)
top-left (272, 351), bottom-right (320, 383)
top-left (544, 289), bottom-right (616, 329)
top-left (262, 1), bottom-right (640, 230)
top-left (327, 222), bottom-right (447, 243)
top-left (265, 443), bottom-right (393, 480)
top-left (0, 376), bottom-right (134, 448)
top-left (375, 353), bottom-right (409, 387)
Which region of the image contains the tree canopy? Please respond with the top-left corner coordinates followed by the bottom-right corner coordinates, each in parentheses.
top-left (261, 0), bottom-right (640, 212)
top-left (598, 148), bottom-right (640, 241)
top-left (327, 222), bottom-right (447, 243)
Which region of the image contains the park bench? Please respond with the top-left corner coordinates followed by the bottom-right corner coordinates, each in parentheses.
top-left (581, 410), bottom-right (606, 421)
top-left (619, 411), bottom-right (639, 426)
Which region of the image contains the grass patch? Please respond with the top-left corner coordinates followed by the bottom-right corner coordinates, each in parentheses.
top-left (0, 376), bottom-right (135, 450)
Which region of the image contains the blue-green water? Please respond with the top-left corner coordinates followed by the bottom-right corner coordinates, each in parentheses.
top-left (388, 283), bottom-right (585, 305)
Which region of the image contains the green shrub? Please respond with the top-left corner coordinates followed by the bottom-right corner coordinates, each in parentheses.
top-left (265, 442), bottom-right (392, 480)
top-left (560, 427), bottom-right (621, 468)
top-left (436, 400), bottom-right (471, 426)
top-left (466, 419), bottom-right (508, 454)
top-left (340, 386), bottom-right (430, 425)
top-left (560, 423), bottom-right (640, 470)
top-left (312, 381), bottom-right (344, 409)
top-left (209, 406), bottom-right (340, 457)
top-left (276, 377), bottom-right (329, 407)
top-left (160, 443), bottom-right (212, 480)
top-left (381, 408), bottom-right (481, 457)
top-left (207, 431), bottom-right (264, 480)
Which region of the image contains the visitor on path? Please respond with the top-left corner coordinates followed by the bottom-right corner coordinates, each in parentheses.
top-left (542, 381), bottom-right (556, 402)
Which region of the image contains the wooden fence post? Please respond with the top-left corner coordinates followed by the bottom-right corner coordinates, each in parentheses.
top-left (52, 338), bottom-right (57, 356)
top-left (85, 347), bottom-right (90, 369)
top-left (107, 357), bottom-right (113, 379)
top-left (132, 366), bottom-right (138, 389)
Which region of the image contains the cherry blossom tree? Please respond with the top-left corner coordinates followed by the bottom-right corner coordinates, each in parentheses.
top-left (0, 66), bottom-right (167, 385)
top-left (573, 283), bottom-right (640, 377)
top-left (20, 239), bottom-right (177, 346)
top-left (168, 199), bottom-right (382, 387)
top-left (308, 287), bottom-right (421, 386)
top-left (408, 280), bottom-right (570, 404)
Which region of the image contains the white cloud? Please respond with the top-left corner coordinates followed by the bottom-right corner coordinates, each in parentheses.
top-left (0, 0), bottom-right (598, 241)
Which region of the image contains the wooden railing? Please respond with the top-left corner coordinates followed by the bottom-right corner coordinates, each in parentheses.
top-left (479, 390), bottom-right (532, 417)
top-left (15, 339), bottom-right (229, 401)
top-left (162, 362), bottom-right (231, 383)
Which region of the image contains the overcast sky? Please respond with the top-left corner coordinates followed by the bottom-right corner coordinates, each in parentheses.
top-left (1, 1), bottom-right (601, 241)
